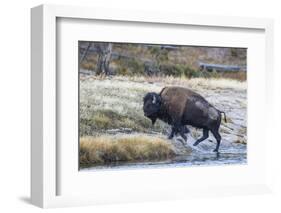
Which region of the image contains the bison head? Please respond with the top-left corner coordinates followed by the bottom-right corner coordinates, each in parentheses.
top-left (143, 92), bottom-right (161, 125)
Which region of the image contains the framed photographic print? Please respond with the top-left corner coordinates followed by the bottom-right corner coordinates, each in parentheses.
top-left (31, 4), bottom-right (274, 208)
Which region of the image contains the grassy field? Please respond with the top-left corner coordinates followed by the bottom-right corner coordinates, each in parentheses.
top-left (79, 75), bottom-right (247, 167)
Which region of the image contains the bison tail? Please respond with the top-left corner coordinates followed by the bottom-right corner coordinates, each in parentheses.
top-left (219, 111), bottom-right (227, 123)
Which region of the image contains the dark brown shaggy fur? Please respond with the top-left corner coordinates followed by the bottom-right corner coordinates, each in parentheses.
top-left (143, 86), bottom-right (226, 152)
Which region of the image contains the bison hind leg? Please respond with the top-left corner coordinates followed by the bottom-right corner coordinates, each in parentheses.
top-left (211, 129), bottom-right (221, 152)
top-left (193, 128), bottom-right (209, 146)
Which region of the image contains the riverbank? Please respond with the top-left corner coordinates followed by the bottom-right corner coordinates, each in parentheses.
top-left (79, 75), bottom-right (247, 169)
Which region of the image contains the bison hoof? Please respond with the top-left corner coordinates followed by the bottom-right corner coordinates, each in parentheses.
top-left (168, 135), bottom-right (173, 140)
top-left (193, 142), bottom-right (199, 146)
top-left (213, 149), bottom-right (219, 152)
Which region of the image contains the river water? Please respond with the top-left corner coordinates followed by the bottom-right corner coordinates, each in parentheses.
top-left (80, 137), bottom-right (247, 171)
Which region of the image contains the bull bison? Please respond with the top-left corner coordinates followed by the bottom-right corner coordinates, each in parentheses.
top-left (143, 86), bottom-right (226, 152)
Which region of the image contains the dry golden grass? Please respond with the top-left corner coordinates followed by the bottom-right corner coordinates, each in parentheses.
top-left (81, 62), bottom-right (95, 70)
top-left (110, 75), bottom-right (246, 90)
top-left (80, 135), bottom-right (176, 166)
top-left (220, 71), bottom-right (246, 81)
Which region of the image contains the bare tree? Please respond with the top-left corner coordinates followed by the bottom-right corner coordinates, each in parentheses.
top-left (79, 42), bottom-right (92, 64)
top-left (96, 43), bottom-right (112, 75)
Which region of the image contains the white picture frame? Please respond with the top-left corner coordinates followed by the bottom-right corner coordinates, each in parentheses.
top-left (31, 4), bottom-right (274, 208)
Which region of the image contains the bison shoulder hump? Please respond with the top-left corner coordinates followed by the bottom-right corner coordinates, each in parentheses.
top-left (160, 87), bottom-right (189, 115)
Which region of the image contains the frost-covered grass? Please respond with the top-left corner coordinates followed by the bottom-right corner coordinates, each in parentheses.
top-left (80, 108), bottom-right (155, 134)
top-left (79, 77), bottom-right (169, 136)
top-left (112, 75), bottom-right (247, 90)
top-left (80, 135), bottom-right (176, 166)
top-left (79, 75), bottom-right (246, 137)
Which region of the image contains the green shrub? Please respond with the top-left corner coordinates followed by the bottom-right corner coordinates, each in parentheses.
top-left (160, 63), bottom-right (199, 78)
top-left (115, 58), bottom-right (145, 76)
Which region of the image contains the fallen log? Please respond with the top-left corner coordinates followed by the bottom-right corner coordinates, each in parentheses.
top-left (199, 62), bottom-right (246, 72)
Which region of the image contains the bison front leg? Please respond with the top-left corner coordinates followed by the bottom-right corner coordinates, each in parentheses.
top-left (168, 125), bottom-right (189, 140)
top-left (171, 116), bottom-right (187, 142)
top-left (174, 124), bottom-right (187, 142)
top-left (179, 126), bottom-right (187, 142)
top-left (168, 126), bottom-right (176, 139)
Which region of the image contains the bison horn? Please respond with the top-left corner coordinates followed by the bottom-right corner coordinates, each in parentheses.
top-left (152, 95), bottom-right (156, 104)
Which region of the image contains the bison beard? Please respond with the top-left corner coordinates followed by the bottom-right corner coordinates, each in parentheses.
top-left (143, 86), bottom-right (226, 152)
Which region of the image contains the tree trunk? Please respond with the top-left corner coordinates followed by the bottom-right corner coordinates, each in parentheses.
top-left (79, 42), bottom-right (92, 64)
top-left (96, 43), bottom-right (112, 75)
